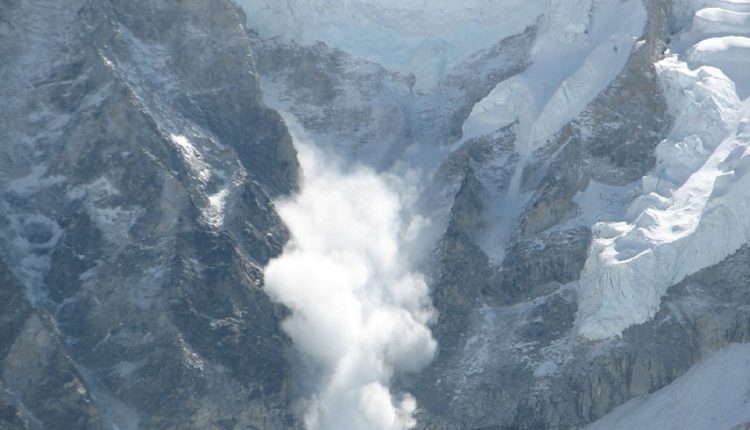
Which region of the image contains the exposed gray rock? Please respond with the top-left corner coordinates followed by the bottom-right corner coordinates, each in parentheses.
top-left (414, 242), bottom-right (750, 429)
top-left (427, 25), bottom-right (537, 146)
top-left (520, 29), bottom-right (672, 236)
top-left (409, 1), bottom-right (750, 429)
top-left (487, 227), bottom-right (592, 305)
top-left (0, 0), bottom-right (300, 428)
top-left (429, 167), bottom-right (491, 345)
top-left (3, 0), bottom-right (749, 429)
top-left (0, 259), bottom-right (102, 430)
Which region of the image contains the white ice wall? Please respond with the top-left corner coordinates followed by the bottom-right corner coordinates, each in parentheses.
top-left (577, 0), bottom-right (750, 340)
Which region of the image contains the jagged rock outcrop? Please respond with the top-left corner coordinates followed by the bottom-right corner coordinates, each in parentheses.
top-left (4, 0), bottom-right (750, 428)
top-left (0, 0), bottom-right (299, 428)
top-left (245, 0), bottom-right (750, 428)
top-left (0, 259), bottom-right (102, 430)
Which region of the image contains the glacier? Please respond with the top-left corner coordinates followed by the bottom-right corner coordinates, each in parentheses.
top-left (462, 0), bottom-right (647, 151)
top-left (237, 2), bottom-right (750, 428)
top-left (577, 0), bottom-right (750, 340)
top-left (240, 0), bottom-right (750, 351)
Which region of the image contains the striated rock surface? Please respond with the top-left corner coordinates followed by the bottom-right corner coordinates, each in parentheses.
top-left (1, 0), bottom-right (299, 428)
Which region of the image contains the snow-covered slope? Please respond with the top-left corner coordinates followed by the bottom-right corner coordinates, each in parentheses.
top-left (235, 0), bottom-right (547, 89)
top-left (577, 0), bottom-right (750, 340)
top-left (461, 0), bottom-right (647, 151)
top-left (693, 7), bottom-right (750, 36)
top-left (587, 343), bottom-right (750, 430)
top-left (12, 0), bottom-right (750, 428)
top-left (458, 0), bottom-right (647, 262)
top-left (689, 37), bottom-right (750, 97)
top-left (238, 0), bottom-right (750, 427)
top-left (675, 1), bottom-right (750, 97)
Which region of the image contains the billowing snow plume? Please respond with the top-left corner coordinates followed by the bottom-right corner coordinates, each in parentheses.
top-left (264, 124), bottom-right (436, 430)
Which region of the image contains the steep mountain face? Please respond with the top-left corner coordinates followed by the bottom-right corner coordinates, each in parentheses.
top-left (1, 0), bottom-right (298, 428)
top-left (242, 0), bottom-right (750, 429)
top-left (3, 0), bottom-right (750, 429)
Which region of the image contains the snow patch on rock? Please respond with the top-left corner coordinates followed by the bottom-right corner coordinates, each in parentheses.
top-left (170, 134), bottom-right (212, 183)
top-left (68, 177), bottom-right (145, 245)
top-left (205, 188), bottom-right (230, 228)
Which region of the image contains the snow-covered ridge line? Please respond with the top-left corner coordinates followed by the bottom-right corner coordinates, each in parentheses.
top-left (236, 0), bottom-right (548, 89)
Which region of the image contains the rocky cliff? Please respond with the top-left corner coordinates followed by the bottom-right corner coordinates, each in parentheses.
top-left (3, 0), bottom-right (750, 429)
top-left (1, 0), bottom-right (298, 428)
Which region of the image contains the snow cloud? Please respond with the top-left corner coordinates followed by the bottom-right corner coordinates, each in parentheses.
top-left (264, 122), bottom-right (436, 430)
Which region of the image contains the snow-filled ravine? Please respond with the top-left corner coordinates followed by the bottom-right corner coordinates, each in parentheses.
top-left (460, 0), bottom-right (646, 152)
top-left (459, 0), bottom-right (647, 263)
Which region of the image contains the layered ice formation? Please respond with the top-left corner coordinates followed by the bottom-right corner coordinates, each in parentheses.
top-left (689, 36), bottom-right (750, 97)
top-left (577, 0), bottom-right (750, 340)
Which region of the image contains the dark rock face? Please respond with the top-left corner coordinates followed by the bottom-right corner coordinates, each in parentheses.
top-left (410, 0), bottom-right (750, 428)
top-left (519, 21), bottom-right (672, 237)
top-left (229, 0), bottom-right (750, 428)
top-left (490, 227), bottom-right (593, 305)
top-left (0, 0), bottom-right (299, 428)
top-left (0, 259), bottom-right (102, 430)
top-left (3, 0), bottom-right (750, 429)
top-left (430, 167), bottom-right (492, 347)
